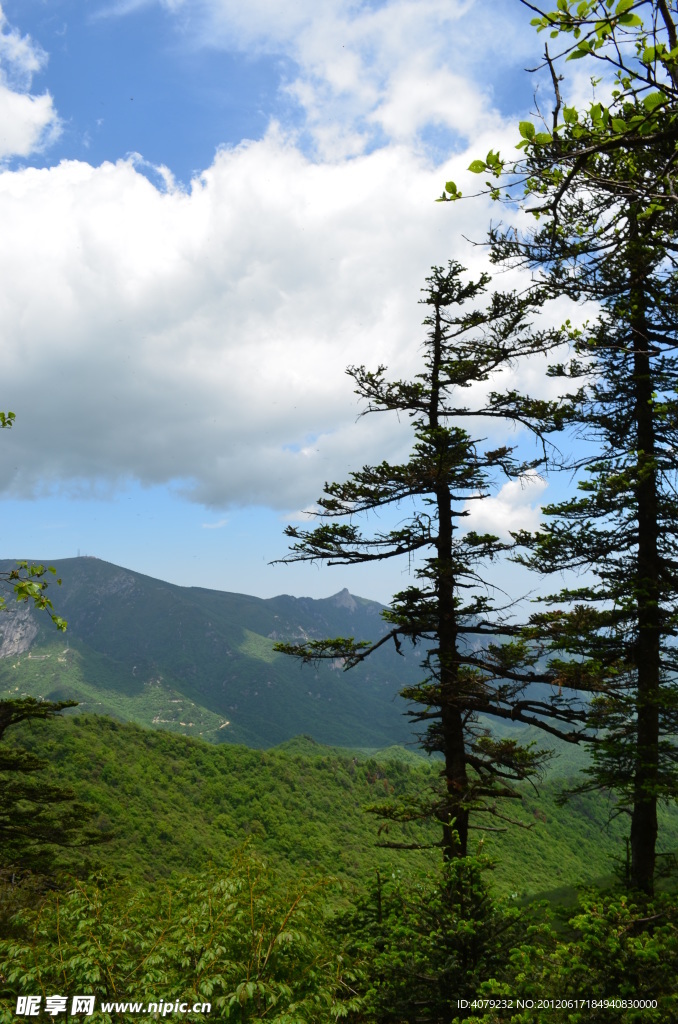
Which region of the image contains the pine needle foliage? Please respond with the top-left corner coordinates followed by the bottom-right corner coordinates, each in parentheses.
top-left (342, 856), bottom-right (523, 1024)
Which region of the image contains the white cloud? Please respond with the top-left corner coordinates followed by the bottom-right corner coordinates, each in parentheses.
top-left (100, 0), bottom-right (534, 159)
top-left (0, 5), bottom-right (59, 159)
top-left (96, 0), bottom-right (186, 16)
top-left (0, 6), bottom-right (47, 88)
top-left (0, 1), bottom-right (571, 522)
top-left (0, 121), bottom-right (549, 513)
top-left (0, 85), bottom-right (59, 159)
top-left (462, 472), bottom-right (549, 539)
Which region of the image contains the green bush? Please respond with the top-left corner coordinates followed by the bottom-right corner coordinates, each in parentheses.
top-left (0, 850), bottom-right (363, 1023)
top-left (460, 889), bottom-right (678, 1024)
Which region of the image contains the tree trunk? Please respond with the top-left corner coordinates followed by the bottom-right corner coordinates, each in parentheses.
top-left (437, 478), bottom-right (468, 860)
top-left (629, 213), bottom-right (660, 894)
top-left (430, 303), bottom-right (469, 860)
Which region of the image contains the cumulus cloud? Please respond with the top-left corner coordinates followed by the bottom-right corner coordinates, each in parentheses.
top-left (0, 85), bottom-right (59, 160)
top-left (0, 5), bottom-right (60, 160)
top-left (0, 121), bottom-right (555, 512)
top-left (0, 1), bottom-right (570, 519)
top-left (462, 472), bottom-right (549, 540)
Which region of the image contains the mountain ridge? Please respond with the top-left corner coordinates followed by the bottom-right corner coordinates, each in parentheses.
top-left (0, 556), bottom-right (422, 749)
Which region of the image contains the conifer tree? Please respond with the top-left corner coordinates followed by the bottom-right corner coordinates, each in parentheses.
top-left (439, 0), bottom-right (678, 895)
top-left (0, 698), bottom-right (102, 874)
top-left (487, 106), bottom-right (678, 893)
top-left (275, 264), bottom-right (575, 861)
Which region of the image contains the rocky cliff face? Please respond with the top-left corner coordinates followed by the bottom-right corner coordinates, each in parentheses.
top-left (0, 602), bottom-right (38, 659)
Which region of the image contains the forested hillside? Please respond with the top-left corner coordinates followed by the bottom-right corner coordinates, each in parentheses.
top-left (9, 713), bottom-right (675, 895)
top-left (3, 711), bottom-right (678, 1024)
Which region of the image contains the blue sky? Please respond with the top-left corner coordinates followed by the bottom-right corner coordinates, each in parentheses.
top-left (0, 0), bottom-right (577, 603)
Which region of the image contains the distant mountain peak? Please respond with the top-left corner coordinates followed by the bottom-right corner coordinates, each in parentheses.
top-left (329, 588), bottom-right (357, 612)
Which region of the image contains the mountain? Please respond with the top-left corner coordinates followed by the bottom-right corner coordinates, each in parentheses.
top-left (0, 556), bottom-right (424, 748)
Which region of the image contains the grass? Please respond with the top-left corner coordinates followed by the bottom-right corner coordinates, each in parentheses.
top-left (238, 629), bottom-right (280, 663)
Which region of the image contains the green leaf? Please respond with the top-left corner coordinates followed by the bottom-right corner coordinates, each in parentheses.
top-left (519, 121), bottom-right (536, 140)
top-left (595, 18), bottom-right (614, 40)
top-left (567, 48), bottom-right (591, 60)
top-left (611, 118), bottom-right (627, 132)
top-left (468, 160), bottom-right (486, 173)
top-left (643, 91), bottom-right (665, 112)
top-left (563, 105), bottom-right (579, 124)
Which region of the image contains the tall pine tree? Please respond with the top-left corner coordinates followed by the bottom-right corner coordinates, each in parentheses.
top-left (489, 106), bottom-right (678, 893)
top-left (275, 264), bottom-right (575, 861)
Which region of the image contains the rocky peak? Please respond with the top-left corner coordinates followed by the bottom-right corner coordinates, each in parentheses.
top-left (330, 588), bottom-right (357, 612)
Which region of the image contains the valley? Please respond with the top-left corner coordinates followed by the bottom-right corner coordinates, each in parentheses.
top-left (10, 712), bottom-right (678, 898)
